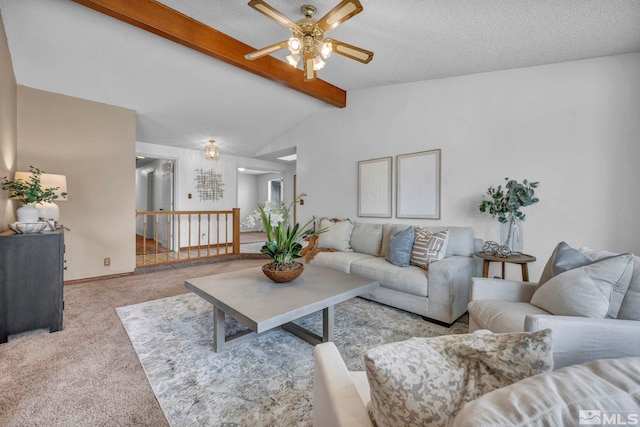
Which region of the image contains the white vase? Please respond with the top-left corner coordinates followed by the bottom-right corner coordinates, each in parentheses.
top-left (500, 214), bottom-right (523, 254)
top-left (16, 204), bottom-right (41, 222)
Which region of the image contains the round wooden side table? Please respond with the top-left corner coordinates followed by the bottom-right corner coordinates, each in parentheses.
top-left (475, 252), bottom-right (537, 281)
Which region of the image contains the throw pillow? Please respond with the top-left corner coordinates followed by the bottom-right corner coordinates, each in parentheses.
top-left (530, 253), bottom-right (634, 318)
top-left (349, 222), bottom-right (383, 256)
top-left (384, 225), bottom-right (414, 267)
top-left (316, 218), bottom-right (354, 252)
top-left (379, 223), bottom-right (405, 257)
top-left (537, 241), bottom-right (593, 288)
top-left (580, 247), bottom-right (640, 321)
top-left (410, 228), bottom-right (449, 270)
top-left (365, 330), bottom-right (553, 427)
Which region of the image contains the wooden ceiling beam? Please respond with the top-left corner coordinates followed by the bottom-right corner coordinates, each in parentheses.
top-left (71, 0), bottom-right (346, 108)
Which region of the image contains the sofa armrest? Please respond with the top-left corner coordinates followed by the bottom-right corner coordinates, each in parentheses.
top-left (525, 314), bottom-right (640, 370)
top-left (313, 342), bottom-right (373, 427)
top-left (469, 277), bottom-right (537, 302)
top-left (427, 256), bottom-right (475, 324)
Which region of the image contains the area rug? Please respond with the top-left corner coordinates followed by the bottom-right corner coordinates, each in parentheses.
top-left (116, 293), bottom-right (468, 426)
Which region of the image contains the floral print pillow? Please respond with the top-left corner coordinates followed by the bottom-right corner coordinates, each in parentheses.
top-left (364, 330), bottom-right (553, 427)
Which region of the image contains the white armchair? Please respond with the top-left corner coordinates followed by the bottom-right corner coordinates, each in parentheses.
top-left (468, 250), bottom-right (640, 370)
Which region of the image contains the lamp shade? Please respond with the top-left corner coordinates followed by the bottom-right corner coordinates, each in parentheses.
top-left (14, 171), bottom-right (68, 200)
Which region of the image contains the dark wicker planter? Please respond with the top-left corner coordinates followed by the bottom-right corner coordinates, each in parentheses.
top-left (262, 262), bottom-right (304, 283)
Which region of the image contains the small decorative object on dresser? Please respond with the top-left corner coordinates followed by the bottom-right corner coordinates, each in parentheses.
top-left (254, 194), bottom-right (326, 283)
top-left (478, 177), bottom-right (539, 253)
top-left (1, 165), bottom-right (68, 224)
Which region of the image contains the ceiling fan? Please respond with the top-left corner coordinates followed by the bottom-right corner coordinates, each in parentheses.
top-left (245, 0), bottom-right (374, 82)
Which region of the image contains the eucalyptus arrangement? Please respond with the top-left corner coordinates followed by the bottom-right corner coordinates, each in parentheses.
top-left (0, 166), bottom-right (67, 204)
top-left (479, 178), bottom-right (539, 251)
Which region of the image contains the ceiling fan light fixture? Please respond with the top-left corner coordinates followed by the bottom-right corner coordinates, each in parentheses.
top-left (320, 41), bottom-right (332, 59)
top-left (288, 37), bottom-right (302, 54)
top-left (246, 0), bottom-right (373, 82)
top-left (286, 53), bottom-right (300, 67)
top-left (312, 56), bottom-right (325, 71)
top-left (205, 139), bottom-right (220, 160)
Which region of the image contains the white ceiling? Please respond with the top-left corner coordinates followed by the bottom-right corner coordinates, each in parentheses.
top-left (1, 0), bottom-right (639, 159)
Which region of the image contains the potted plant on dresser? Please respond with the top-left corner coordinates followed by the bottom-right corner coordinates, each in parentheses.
top-left (1, 166), bottom-right (67, 223)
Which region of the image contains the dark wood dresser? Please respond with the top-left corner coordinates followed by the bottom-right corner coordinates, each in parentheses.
top-left (0, 229), bottom-right (64, 343)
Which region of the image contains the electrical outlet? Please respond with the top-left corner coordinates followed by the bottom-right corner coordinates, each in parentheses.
top-left (202, 234), bottom-right (206, 240)
top-left (104, 257), bottom-right (110, 266)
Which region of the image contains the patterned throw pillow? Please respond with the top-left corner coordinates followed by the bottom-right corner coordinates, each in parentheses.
top-left (364, 330), bottom-right (553, 427)
top-left (410, 228), bottom-right (449, 270)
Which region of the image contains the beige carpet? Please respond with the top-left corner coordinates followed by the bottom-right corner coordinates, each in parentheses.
top-left (0, 258), bottom-right (266, 427)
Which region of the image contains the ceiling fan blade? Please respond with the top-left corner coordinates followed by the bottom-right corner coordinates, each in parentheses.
top-left (244, 40), bottom-right (288, 60)
top-left (303, 51), bottom-right (316, 82)
top-left (325, 39), bottom-right (373, 64)
top-left (248, 0), bottom-right (301, 32)
top-left (315, 0), bottom-right (363, 32)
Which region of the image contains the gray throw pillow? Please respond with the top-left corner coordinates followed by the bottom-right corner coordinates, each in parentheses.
top-left (537, 241), bottom-right (593, 288)
top-left (385, 225), bottom-right (414, 267)
top-left (531, 253), bottom-right (634, 318)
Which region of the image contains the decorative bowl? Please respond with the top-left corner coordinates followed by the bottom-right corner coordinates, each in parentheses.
top-left (262, 262), bottom-right (304, 283)
top-left (9, 222), bottom-right (48, 234)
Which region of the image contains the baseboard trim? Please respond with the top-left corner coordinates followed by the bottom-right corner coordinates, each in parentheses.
top-left (64, 272), bottom-right (135, 285)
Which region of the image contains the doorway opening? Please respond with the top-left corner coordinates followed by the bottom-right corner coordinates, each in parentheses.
top-left (135, 156), bottom-right (176, 255)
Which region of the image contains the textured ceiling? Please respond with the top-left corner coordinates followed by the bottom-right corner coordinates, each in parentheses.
top-left (1, 0), bottom-right (639, 159)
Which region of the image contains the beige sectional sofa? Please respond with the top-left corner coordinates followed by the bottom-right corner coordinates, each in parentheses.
top-left (305, 220), bottom-right (482, 325)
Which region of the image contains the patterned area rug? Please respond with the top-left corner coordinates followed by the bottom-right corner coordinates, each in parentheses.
top-left (117, 293), bottom-right (468, 426)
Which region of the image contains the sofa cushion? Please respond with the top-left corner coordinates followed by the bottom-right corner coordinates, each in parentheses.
top-left (349, 222), bottom-right (383, 256)
top-left (351, 257), bottom-right (428, 297)
top-left (581, 248), bottom-right (640, 321)
top-left (411, 228), bottom-right (448, 270)
top-left (530, 253), bottom-right (634, 318)
top-left (538, 241), bottom-right (593, 288)
top-left (385, 225), bottom-right (415, 267)
top-left (468, 300), bottom-right (552, 332)
top-left (451, 357), bottom-right (640, 427)
top-left (308, 251), bottom-right (374, 274)
top-left (364, 330), bottom-right (553, 427)
top-left (317, 218), bottom-right (354, 252)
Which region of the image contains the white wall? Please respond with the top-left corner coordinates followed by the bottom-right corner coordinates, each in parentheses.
top-left (18, 86), bottom-right (136, 280)
top-left (0, 11), bottom-right (17, 228)
top-left (238, 172), bottom-right (259, 231)
top-left (276, 53), bottom-right (640, 281)
top-left (136, 142), bottom-right (296, 242)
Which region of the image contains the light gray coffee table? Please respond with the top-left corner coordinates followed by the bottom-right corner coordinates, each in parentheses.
top-left (184, 264), bottom-right (379, 352)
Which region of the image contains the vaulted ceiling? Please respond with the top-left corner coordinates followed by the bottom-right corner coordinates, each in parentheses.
top-left (1, 0), bottom-right (639, 159)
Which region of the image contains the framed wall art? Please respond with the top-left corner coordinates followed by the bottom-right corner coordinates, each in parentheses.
top-left (396, 149), bottom-right (441, 219)
top-left (358, 156), bottom-right (392, 218)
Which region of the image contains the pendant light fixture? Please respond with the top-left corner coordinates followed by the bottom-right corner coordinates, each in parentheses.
top-left (205, 139), bottom-right (220, 160)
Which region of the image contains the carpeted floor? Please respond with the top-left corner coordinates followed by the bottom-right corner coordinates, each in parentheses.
top-left (0, 259), bottom-right (469, 426)
top-left (0, 258), bottom-right (267, 427)
top-left (116, 293), bottom-right (468, 426)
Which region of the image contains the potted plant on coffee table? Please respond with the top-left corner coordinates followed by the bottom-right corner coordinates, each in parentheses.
top-left (257, 194), bottom-right (326, 283)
